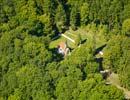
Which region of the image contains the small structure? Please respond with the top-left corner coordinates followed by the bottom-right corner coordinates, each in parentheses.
top-left (99, 51), bottom-right (103, 56)
top-left (57, 42), bottom-right (70, 56)
top-left (100, 69), bottom-right (109, 74)
top-left (100, 69), bottom-right (111, 79)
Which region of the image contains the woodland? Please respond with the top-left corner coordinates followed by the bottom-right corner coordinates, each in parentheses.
top-left (0, 0), bottom-right (130, 100)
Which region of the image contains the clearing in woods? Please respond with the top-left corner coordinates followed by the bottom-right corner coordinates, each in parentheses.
top-left (107, 73), bottom-right (130, 99)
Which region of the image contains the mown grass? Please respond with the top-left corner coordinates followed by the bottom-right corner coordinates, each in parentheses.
top-left (49, 35), bottom-right (75, 49)
top-left (49, 25), bottom-right (107, 50)
top-left (49, 36), bottom-right (66, 49)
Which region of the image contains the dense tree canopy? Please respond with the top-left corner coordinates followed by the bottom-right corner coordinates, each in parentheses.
top-left (103, 35), bottom-right (130, 90)
top-left (0, 0), bottom-right (130, 99)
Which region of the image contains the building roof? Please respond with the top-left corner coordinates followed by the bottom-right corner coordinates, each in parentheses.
top-left (58, 42), bottom-right (66, 50)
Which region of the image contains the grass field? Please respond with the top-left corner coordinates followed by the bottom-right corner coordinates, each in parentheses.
top-left (49, 35), bottom-right (76, 49)
top-left (49, 36), bottom-right (66, 49)
top-left (49, 26), bottom-right (107, 50)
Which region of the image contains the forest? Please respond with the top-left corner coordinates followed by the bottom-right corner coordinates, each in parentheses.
top-left (0, 0), bottom-right (130, 100)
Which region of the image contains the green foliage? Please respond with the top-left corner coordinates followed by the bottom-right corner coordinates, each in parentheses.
top-left (78, 74), bottom-right (124, 100)
top-left (8, 65), bottom-right (52, 100)
top-left (122, 1), bottom-right (130, 21)
top-left (0, 0), bottom-right (129, 99)
top-left (80, 3), bottom-right (89, 25)
top-left (55, 4), bottom-right (67, 33)
top-left (55, 76), bottom-right (78, 100)
top-left (75, 34), bottom-right (82, 46)
top-left (122, 18), bottom-right (130, 35)
top-left (70, 6), bottom-right (80, 30)
top-left (103, 35), bottom-right (130, 89)
top-left (103, 35), bottom-right (123, 71)
top-left (89, 85), bottom-right (124, 100)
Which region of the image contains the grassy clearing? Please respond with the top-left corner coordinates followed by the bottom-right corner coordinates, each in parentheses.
top-left (107, 73), bottom-right (130, 99)
top-left (107, 73), bottom-right (121, 86)
top-left (49, 35), bottom-right (75, 49)
top-left (66, 26), bottom-right (106, 48)
top-left (49, 36), bottom-right (66, 49)
top-left (49, 25), bottom-right (107, 50)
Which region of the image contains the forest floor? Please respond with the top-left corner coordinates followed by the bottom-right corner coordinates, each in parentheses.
top-left (107, 73), bottom-right (130, 99)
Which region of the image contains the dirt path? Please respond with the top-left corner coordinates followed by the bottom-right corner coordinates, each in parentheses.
top-left (61, 34), bottom-right (75, 43)
top-left (107, 73), bottom-right (130, 99)
top-left (66, 31), bottom-right (77, 37)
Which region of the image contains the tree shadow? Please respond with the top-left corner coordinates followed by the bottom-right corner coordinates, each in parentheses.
top-left (49, 48), bottom-right (64, 62)
top-left (94, 44), bottom-right (106, 55)
top-left (95, 57), bottom-right (104, 71)
top-left (81, 39), bottom-right (87, 44)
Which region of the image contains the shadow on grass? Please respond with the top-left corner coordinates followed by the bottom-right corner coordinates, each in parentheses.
top-left (94, 44), bottom-right (106, 55)
top-left (81, 39), bottom-right (87, 44)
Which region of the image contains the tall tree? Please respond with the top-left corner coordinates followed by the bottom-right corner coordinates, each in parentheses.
top-left (122, 18), bottom-right (130, 36)
top-left (55, 4), bottom-right (67, 33)
top-left (70, 6), bottom-right (80, 30)
top-left (80, 3), bottom-right (89, 25)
